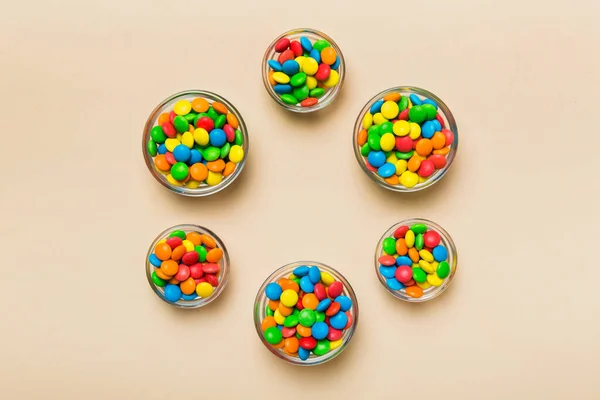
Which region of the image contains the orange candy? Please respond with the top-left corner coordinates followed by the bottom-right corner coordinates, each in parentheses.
top-left (157, 112), bottom-right (170, 126)
top-left (268, 300), bottom-right (280, 311)
top-left (268, 70), bottom-right (276, 85)
top-left (226, 113), bottom-right (238, 129)
top-left (190, 163), bottom-right (208, 181)
top-left (320, 47), bottom-right (337, 65)
top-left (408, 247), bottom-right (420, 263)
top-left (433, 146), bottom-right (450, 155)
top-left (396, 238), bottom-right (408, 255)
top-left (192, 98), bottom-right (209, 113)
top-left (212, 102), bottom-right (228, 115)
top-left (155, 268), bottom-right (172, 280)
top-left (261, 316), bottom-right (277, 332)
top-left (200, 234), bottom-right (216, 248)
top-left (154, 242), bottom-right (172, 261)
top-left (206, 248), bottom-right (223, 263)
top-left (278, 278), bottom-right (299, 293)
top-left (169, 278), bottom-right (180, 284)
top-left (272, 339), bottom-right (285, 348)
top-left (161, 260), bottom-right (179, 276)
top-left (284, 337), bottom-right (299, 355)
top-left (171, 245), bottom-right (186, 261)
top-left (357, 129), bottom-right (368, 146)
top-left (154, 155), bottom-right (170, 172)
top-left (180, 277), bottom-right (196, 295)
top-left (186, 231), bottom-right (202, 246)
top-left (302, 293), bottom-right (319, 310)
top-left (384, 175), bottom-right (399, 185)
top-left (415, 139), bottom-right (433, 156)
top-left (207, 159), bottom-right (225, 172)
top-left (406, 286), bottom-right (424, 298)
top-left (431, 132), bottom-right (446, 149)
top-left (383, 92), bottom-right (401, 102)
top-left (296, 325), bottom-right (312, 337)
top-left (278, 304), bottom-right (293, 316)
top-left (223, 162), bottom-right (236, 177)
top-left (407, 155), bottom-right (421, 172)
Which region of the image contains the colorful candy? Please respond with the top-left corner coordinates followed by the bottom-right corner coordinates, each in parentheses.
top-left (357, 90), bottom-right (456, 189)
top-left (259, 264), bottom-right (355, 362)
top-left (146, 95), bottom-right (245, 190)
top-left (266, 33), bottom-right (342, 108)
top-left (148, 228), bottom-right (225, 303)
top-left (377, 223), bottom-right (453, 299)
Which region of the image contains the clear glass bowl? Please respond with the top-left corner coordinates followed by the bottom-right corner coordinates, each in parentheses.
top-left (353, 86), bottom-right (458, 192)
top-left (142, 90), bottom-right (249, 197)
top-left (375, 218), bottom-right (457, 302)
top-left (146, 224), bottom-right (229, 308)
top-left (253, 261), bottom-right (359, 366)
top-left (262, 28), bottom-right (345, 113)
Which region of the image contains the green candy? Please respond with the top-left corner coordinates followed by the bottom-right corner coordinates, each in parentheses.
top-left (313, 339), bottom-right (330, 356)
top-left (293, 308), bottom-right (300, 316)
top-left (168, 230), bottom-right (186, 240)
top-left (309, 88), bottom-right (325, 98)
top-left (284, 314), bottom-right (299, 328)
top-left (382, 237), bottom-right (396, 255)
top-left (415, 233), bottom-right (424, 250)
top-left (296, 332), bottom-right (302, 339)
top-left (147, 139), bottom-right (157, 156)
top-left (173, 115), bottom-right (189, 133)
top-left (220, 143), bottom-right (231, 158)
top-left (184, 112), bottom-right (197, 123)
top-left (203, 147), bottom-right (220, 161)
top-left (408, 106), bottom-right (426, 124)
top-left (234, 129), bottom-right (244, 146)
top-left (360, 143), bottom-right (371, 157)
top-left (368, 125), bottom-right (380, 136)
top-left (380, 121), bottom-right (393, 134)
top-left (195, 245), bottom-right (207, 262)
top-left (413, 268), bottom-right (427, 283)
top-left (264, 326), bottom-right (282, 345)
top-left (315, 312), bottom-right (325, 323)
top-left (214, 114), bottom-right (226, 129)
top-left (292, 277), bottom-right (300, 285)
top-left (266, 306), bottom-right (274, 317)
top-left (410, 224), bottom-right (428, 234)
top-left (150, 126), bottom-right (167, 144)
top-left (396, 150), bottom-right (414, 159)
top-left (399, 96), bottom-right (409, 111)
top-left (421, 103), bottom-right (437, 120)
top-left (207, 107), bottom-right (219, 121)
top-left (170, 162), bottom-right (189, 181)
top-left (368, 134), bottom-right (381, 151)
top-left (290, 72), bottom-right (307, 87)
top-left (313, 39), bottom-right (330, 52)
top-left (280, 94), bottom-right (298, 105)
top-left (298, 309), bottom-right (316, 327)
top-left (151, 271), bottom-right (166, 287)
top-left (437, 261), bottom-right (450, 279)
top-left (293, 85), bottom-right (309, 102)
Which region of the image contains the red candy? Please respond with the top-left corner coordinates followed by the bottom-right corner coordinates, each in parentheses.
top-left (205, 274), bottom-right (219, 287)
top-left (327, 281), bottom-right (343, 298)
top-left (393, 225), bottom-right (409, 239)
top-left (398, 109), bottom-right (409, 121)
top-left (395, 266), bottom-right (413, 283)
top-left (202, 263), bottom-right (220, 274)
top-left (365, 161), bottom-right (378, 172)
top-left (282, 327), bottom-right (296, 338)
top-left (166, 237), bottom-right (182, 249)
top-left (396, 136), bottom-right (413, 152)
top-left (274, 38), bottom-right (290, 52)
top-left (165, 152), bottom-right (176, 165)
top-left (378, 255), bottom-right (396, 266)
top-left (441, 128), bottom-right (454, 146)
top-left (314, 63), bottom-right (331, 81)
top-left (161, 122), bottom-right (176, 138)
top-left (429, 154), bottom-right (447, 169)
top-left (189, 263), bottom-right (204, 279)
top-left (296, 298), bottom-right (304, 310)
top-left (344, 312), bottom-right (353, 329)
top-left (327, 328), bottom-right (342, 341)
top-left (418, 159), bottom-right (435, 177)
top-left (169, 111), bottom-right (176, 123)
top-left (299, 337), bottom-right (317, 350)
top-left (277, 49), bottom-right (294, 64)
top-left (436, 114), bottom-right (445, 128)
top-left (194, 277), bottom-right (206, 284)
top-left (325, 302), bottom-right (341, 317)
top-left (174, 264), bottom-right (190, 281)
top-left (424, 230), bottom-right (441, 248)
top-left (301, 98), bottom-right (318, 107)
top-left (196, 117), bottom-right (214, 132)
top-left (314, 283), bottom-right (327, 300)
top-left (182, 251), bottom-right (198, 265)
top-left (223, 124), bottom-right (235, 142)
top-left (290, 40), bottom-right (302, 56)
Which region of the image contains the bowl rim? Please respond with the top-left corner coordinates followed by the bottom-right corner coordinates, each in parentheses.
top-left (142, 90), bottom-right (249, 197)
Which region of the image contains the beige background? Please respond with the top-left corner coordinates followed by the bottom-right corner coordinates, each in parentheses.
top-left (2, 0), bottom-right (600, 398)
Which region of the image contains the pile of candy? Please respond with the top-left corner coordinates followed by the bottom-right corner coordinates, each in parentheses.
top-left (147, 97), bottom-right (245, 188)
top-left (378, 223), bottom-right (451, 298)
top-left (266, 35), bottom-right (341, 107)
top-left (149, 229), bottom-right (224, 302)
top-left (357, 92), bottom-right (455, 188)
top-left (260, 265), bottom-right (354, 361)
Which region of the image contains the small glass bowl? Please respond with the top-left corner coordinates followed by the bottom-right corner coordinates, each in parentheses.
top-left (146, 224), bottom-right (229, 308)
top-left (262, 28), bottom-right (345, 113)
top-left (353, 86), bottom-right (458, 192)
top-left (375, 218), bottom-right (457, 302)
top-left (253, 261), bottom-right (359, 366)
top-left (142, 90), bottom-right (249, 197)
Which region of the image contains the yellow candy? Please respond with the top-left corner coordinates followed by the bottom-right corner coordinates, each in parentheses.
top-left (393, 120), bottom-right (410, 136)
top-left (386, 153), bottom-right (398, 164)
top-left (399, 171), bottom-right (419, 188)
top-left (173, 100), bottom-right (192, 116)
top-left (320, 272), bottom-right (335, 286)
top-left (193, 128), bottom-right (209, 146)
top-left (229, 145), bottom-right (244, 163)
top-left (306, 76), bottom-right (317, 90)
top-left (280, 289), bottom-right (298, 307)
top-left (330, 339), bottom-right (343, 350)
top-left (166, 174), bottom-right (182, 186)
top-left (418, 176), bottom-right (428, 183)
top-left (373, 112), bottom-right (387, 125)
top-left (419, 259), bottom-right (435, 274)
top-left (295, 56), bottom-right (306, 69)
top-left (196, 282), bottom-right (214, 298)
top-left (427, 273), bottom-right (444, 286)
top-left (274, 309), bottom-right (285, 324)
top-left (380, 133), bottom-right (395, 152)
top-left (182, 240), bottom-right (194, 252)
top-left (165, 138), bottom-right (180, 152)
top-left (181, 131), bottom-right (194, 148)
top-left (185, 179), bottom-right (201, 189)
top-left (206, 171), bottom-right (223, 186)
top-left (407, 98), bottom-right (413, 108)
top-left (362, 113), bottom-right (373, 129)
top-left (419, 250), bottom-right (434, 263)
top-left (323, 70), bottom-right (339, 87)
top-left (287, 274), bottom-right (297, 280)
top-left (405, 230), bottom-right (415, 248)
top-left (176, 132), bottom-right (182, 142)
top-left (272, 72), bottom-right (290, 84)
top-left (381, 101), bottom-right (400, 119)
top-left (417, 280), bottom-right (431, 290)
top-left (395, 160), bottom-right (408, 175)
top-left (302, 58), bottom-right (319, 75)
top-left (409, 122), bottom-right (421, 139)
top-left (157, 239), bottom-right (166, 245)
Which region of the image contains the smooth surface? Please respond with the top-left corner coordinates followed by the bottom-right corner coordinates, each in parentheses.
top-left (1, 0), bottom-right (599, 399)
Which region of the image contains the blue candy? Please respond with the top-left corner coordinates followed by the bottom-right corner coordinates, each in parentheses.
top-left (329, 311), bottom-right (348, 329)
top-left (396, 256), bottom-right (412, 266)
top-left (277, 325), bottom-right (283, 330)
top-left (309, 48), bottom-right (321, 63)
top-left (209, 128), bottom-right (227, 147)
top-left (432, 119), bottom-right (442, 131)
top-left (379, 265), bottom-right (396, 278)
top-left (293, 265), bottom-right (309, 277)
top-left (386, 278), bottom-right (404, 290)
top-left (157, 144), bottom-right (167, 154)
top-left (316, 298), bottom-right (332, 312)
top-left (433, 245), bottom-right (448, 261)
top-left (378, 162), bottom-right (395, 178)
top-left (274, 84), bottom-right (292, 94)
top-left (422, 98), bottom-right (438, 109)
top-left (330, 56), bottom-right (340, 70)
top-left (300, 36), bottom-right (312, 52)
top-left (335, 295), bottom-right (352, 312)
top-left (268, 60), bottom-right (282, 72)
top-left (299, 276), bottom-right (315, 293)
top-left (370, 99), bottom-right (384, 114)
top-left (298, 347), bottom-right (310, 361)
top-left (164, 284), bottom-right (182, 302)
top-left (409, 93), bottom-right (422, 105)
top-left (173, 144), bottom-right (191, 163)
top-left (308, 265), bottom-right (321, 284)
top-left (265, 282), bottom-right (283, 300)
top-left (368, 151), bottom-right (386, 168)
top-left (149, 254), bottom-right (162, 267)
top-left (421, 121), bottom-right (436, 139)
top-left (189, 149), bottom-right (202, 165)
top-left (181, 293), bottom-right (198, 301)
top-left (281, 60), bottom-right (300, 75)
top-left (311, 322), bottom-right (329, 340)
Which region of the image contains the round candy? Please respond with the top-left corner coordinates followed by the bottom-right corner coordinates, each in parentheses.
top-left (280, 289), bottom-right (299, 307)
top-left (264, 326), bottom-right (283, 345)
top-left (311, 322), bottom-right (329, 340)
top-left (265, 282), bottom-right (283, 300)
top-left (164, 284), bottom-right (182, 302)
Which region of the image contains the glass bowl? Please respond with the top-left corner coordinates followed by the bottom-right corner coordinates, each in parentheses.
top-left (353, 86), bottom-right (458, 192)
top-left (253, 261), bottom-right (359, 366)
top-left (146, 224), bottom-right (229, 308)
top-left (375, 218), bottom-right (457, 302)
top-left (142, 90), bottom-right (249, 196)
top-left (262, 28), bottom-right (345, 113)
